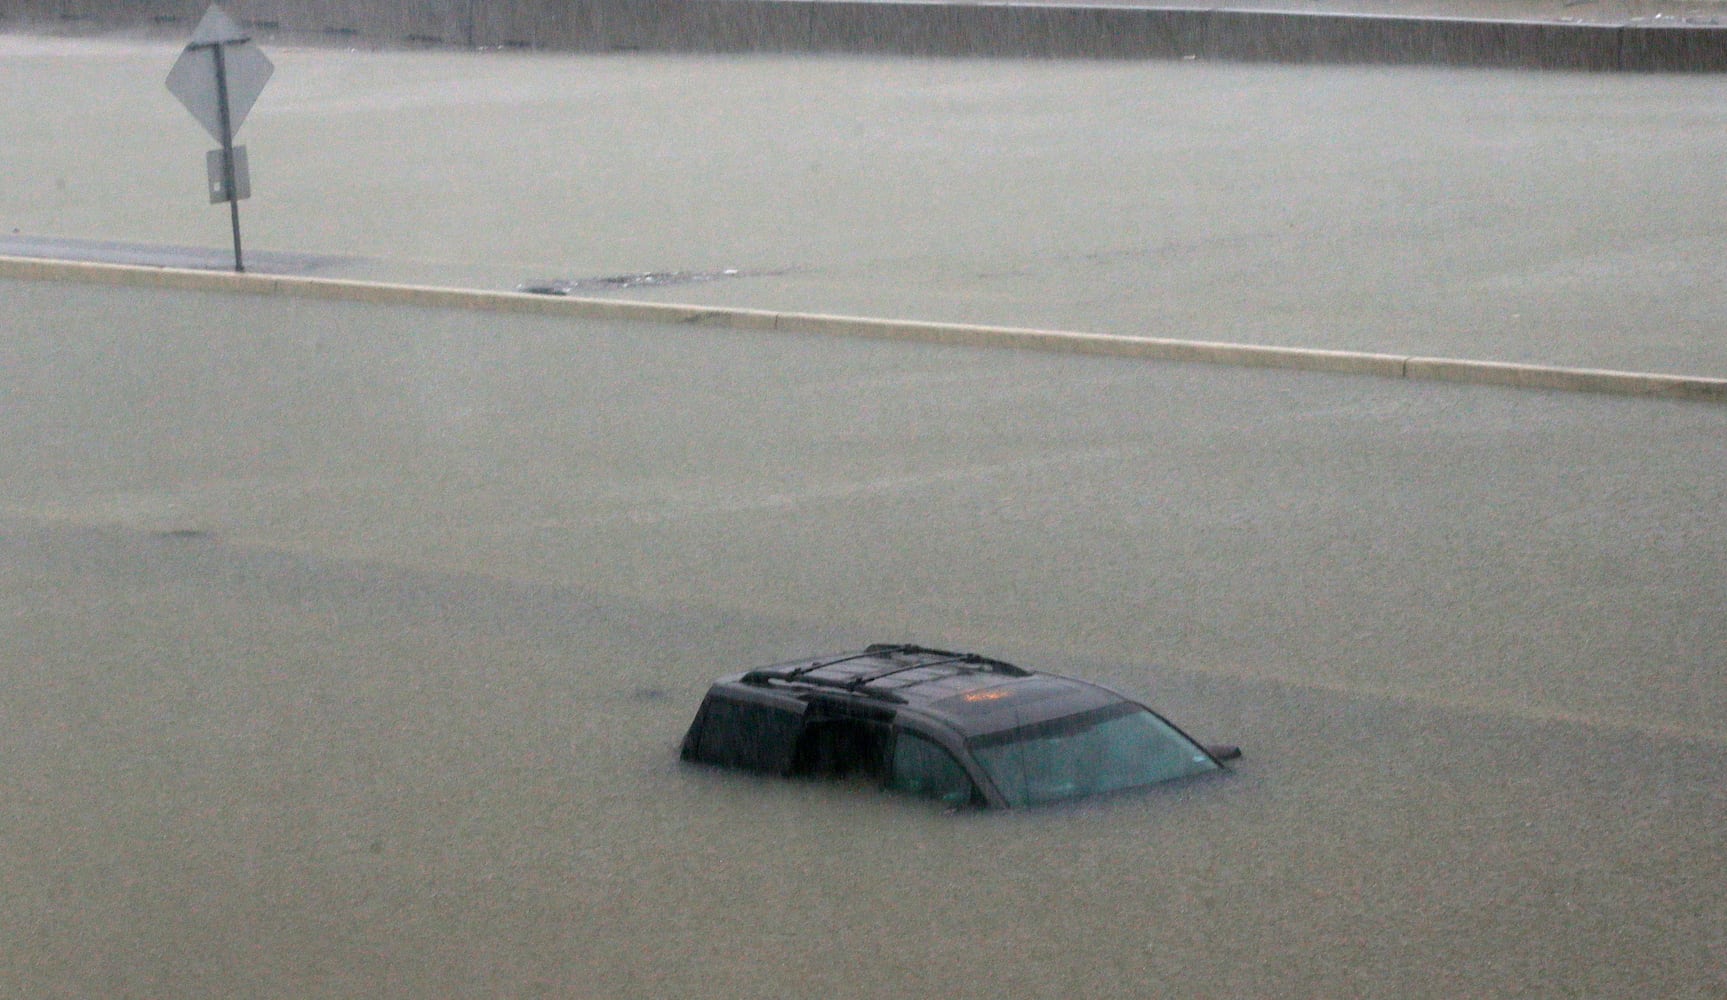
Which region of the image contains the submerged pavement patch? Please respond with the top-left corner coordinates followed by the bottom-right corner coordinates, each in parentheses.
top-left (0, 234), bottom-right (352, 276)
top-left (5, 254), bottom-right (1724, 403)
top-left (517, 268), bottom-right (782, 295)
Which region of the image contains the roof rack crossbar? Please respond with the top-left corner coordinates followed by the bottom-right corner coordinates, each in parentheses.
top-left (865, 643), bottom-right (1031, 678)
top-left (845, 654), bottom-right (980, 689)
top-left (740, 645), bottom-right (1030, 700)
top-left (772, 671), bottom-right (908, 703)
top-left (782, 647), bottom-right (908, 681)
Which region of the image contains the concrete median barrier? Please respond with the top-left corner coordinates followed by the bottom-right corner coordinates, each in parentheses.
top-left (1204, 10), bottom-right (1623, 69)
top-left (794, 1), bottom-right (1208, 59)
top-left (8, 255), bottom-right (1725, 403)
top-left (1620, 22), bottom-right (1727, 72)
top-left (518, 0), bottom-right (809, 54)
top-left (4, 0), bottom-right (1724, 71)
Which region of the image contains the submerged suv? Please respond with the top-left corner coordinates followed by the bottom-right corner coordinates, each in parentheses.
top-left (680, 644), bottom-right (1239, 810)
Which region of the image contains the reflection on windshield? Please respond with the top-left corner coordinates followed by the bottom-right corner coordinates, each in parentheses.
top-left (969, 703), bottom-right (1218, 808)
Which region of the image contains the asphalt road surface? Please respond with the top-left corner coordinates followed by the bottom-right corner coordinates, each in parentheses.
top-left (3, 278), bottom-right (1724, 997)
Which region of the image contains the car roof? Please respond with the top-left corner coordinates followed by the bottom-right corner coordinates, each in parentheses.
top-left (724, 644), bottom-right (1127, 738)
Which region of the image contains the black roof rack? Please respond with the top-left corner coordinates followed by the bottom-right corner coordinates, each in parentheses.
top-left (740, 644), bottom-right (1032, 703)
top-left (781, 648), bottom-right (889, 682)
top-left (863, 644), bottom-right (1031, 679)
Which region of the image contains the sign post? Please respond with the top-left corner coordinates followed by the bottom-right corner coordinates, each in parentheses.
top-left (166, 5), bottom-right (273, 273)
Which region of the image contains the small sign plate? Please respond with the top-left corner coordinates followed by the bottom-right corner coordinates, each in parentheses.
top-left (207, 145), bottom-right (250, 203)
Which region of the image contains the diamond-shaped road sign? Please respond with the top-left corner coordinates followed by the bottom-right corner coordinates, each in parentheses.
top-left (166, 5), bottom-right (273, 144)
top-left (166, 4), bottom-right (273, 272)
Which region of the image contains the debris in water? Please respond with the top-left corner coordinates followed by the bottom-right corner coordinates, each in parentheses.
top-left (518, 268), bottom-right (766, 296)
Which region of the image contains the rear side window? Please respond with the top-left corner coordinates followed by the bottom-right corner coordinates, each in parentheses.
top-left (887, 731), bottom-right (976, 806)
top-left (684, 697), bottom-right (804, 774)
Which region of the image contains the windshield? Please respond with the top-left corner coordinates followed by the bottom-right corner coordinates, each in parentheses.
top-left (969, 702), bottom-right (1219, 808)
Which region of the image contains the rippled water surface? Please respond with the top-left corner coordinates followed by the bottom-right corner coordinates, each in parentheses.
top-left (3, 280), bottom-right (1725, 996)
top-left (5, 26), bottom-right (1727, 998)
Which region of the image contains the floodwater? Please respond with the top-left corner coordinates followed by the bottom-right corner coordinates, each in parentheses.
top-left (4, 35), bottom-right (1727, 374)
top-left (5, 30), bottom-right (1727, 998)
top-left (3, 278), bottom-right (1726, 997)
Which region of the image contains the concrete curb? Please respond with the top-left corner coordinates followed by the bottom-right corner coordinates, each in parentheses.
top-left (6, 255), bottom-right (1724, 403)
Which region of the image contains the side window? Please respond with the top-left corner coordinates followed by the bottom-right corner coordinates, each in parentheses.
top-left (792, 719), bottom-right (890, 781)
top-left (686, 697), bottom-right (803, 774)
top-left (887, 731), bottom-right (976, 806)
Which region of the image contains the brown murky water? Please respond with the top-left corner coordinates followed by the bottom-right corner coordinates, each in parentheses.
top-left (6, 29), bottom-right (1727, 997)
top-left (3, 278), bottom-right (1725, 996)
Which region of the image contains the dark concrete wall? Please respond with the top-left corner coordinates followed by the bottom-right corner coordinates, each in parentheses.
top-left (1, 0), bottom-right (1722, 71)
top-left (1204, 11), bottom-right (1623, 70)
